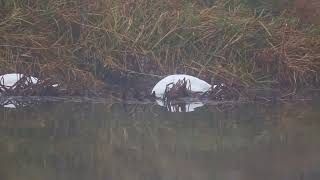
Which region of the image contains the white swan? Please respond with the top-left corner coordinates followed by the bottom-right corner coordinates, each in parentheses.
top-left (0, 73), bottom-right (38, 90)
top-left (151, 74), bottom-right (212, 98)
top-left (0, 73), bottom-right (58, 94)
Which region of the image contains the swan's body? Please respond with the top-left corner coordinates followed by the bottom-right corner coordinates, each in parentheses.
top-left (0, 73), bottom-right (38, 90)
top-left (0, 73), bottom-right (58, 96)
top-left (151, 74), bottom-right (212, 98)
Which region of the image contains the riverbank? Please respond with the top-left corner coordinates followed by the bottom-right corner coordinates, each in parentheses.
top-left (1, 0), bottom-right (319, 96)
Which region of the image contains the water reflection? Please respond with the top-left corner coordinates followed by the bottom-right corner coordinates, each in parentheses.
top-left (0, 99), bottom-right (320, 180)
top-left (155, 99), bottom-right (204, 112)
top-left (0, 98), bottom-right (31, 109)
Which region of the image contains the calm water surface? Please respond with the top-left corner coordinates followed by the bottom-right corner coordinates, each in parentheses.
top-left (0, 98), bottom-right (320, 180)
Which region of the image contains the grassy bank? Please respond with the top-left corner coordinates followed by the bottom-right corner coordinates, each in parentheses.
top-left (0, 0), bottom-right (320, 95)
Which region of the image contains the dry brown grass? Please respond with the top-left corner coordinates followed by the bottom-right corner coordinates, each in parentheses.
top-left (0, 0), bottom-right (319, 96)
top-left (294, 0), bottom-right (320, 25)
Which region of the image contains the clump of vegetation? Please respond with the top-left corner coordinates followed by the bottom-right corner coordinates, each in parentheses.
top-left (163, 78), bottom-right (190, 101)
top-left (0, 0), bottom-right (319, 96)
top-left (162, 78), bottom-right (238, 102)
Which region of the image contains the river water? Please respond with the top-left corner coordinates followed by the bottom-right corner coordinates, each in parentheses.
top-left (0, 97), bottom-right (320, 180)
